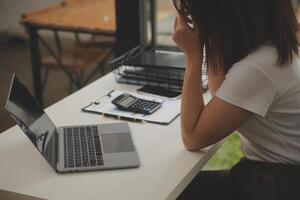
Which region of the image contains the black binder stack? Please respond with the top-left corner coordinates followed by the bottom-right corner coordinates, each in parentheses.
top-left (112, 46), bottom-right (208, 96)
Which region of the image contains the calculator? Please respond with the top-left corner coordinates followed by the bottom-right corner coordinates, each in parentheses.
top-left (111, 93), bottom-right (162, 115)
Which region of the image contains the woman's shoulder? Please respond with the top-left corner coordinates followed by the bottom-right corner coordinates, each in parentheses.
top-left (231, 44), bottom-right (300, 92)
top-left (233, 44), bottom-right (299, 78)
top-left (238, 44), bottom-right (279, 70)
top-left (227, 45), bottom-right (279, 82)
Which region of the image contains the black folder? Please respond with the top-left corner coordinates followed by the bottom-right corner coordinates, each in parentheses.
top-left (124, 50), bottom-right (185, 70)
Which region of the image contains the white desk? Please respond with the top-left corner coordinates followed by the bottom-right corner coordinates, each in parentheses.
top-left (0, 72), bottom-right (221, 200)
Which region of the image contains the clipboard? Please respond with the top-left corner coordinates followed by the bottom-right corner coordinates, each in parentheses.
top-left (81, 89), bottom-right (181, 125)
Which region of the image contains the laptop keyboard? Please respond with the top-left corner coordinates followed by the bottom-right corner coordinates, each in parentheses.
top-left (63, 126), bottom-right (104, 168)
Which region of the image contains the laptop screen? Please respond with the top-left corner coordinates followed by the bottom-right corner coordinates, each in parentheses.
top-left (5, 74), bottom-right (57, 170)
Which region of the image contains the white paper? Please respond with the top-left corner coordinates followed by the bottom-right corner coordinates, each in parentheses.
top-left (83, 90), bottom-right (181, 124)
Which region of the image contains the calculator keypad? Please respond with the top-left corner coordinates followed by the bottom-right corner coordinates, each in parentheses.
top-left (131, 99), bottom-right (161, 114)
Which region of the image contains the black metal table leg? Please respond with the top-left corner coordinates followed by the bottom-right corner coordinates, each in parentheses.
top-left (28, 26), bottom-right (44, 107)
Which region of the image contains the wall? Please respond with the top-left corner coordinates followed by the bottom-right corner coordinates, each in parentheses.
top-left (0, 0), bottom-right (61, 35)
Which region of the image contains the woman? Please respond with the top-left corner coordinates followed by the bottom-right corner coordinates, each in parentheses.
top-left (172, 0), bottom-right (300, 199)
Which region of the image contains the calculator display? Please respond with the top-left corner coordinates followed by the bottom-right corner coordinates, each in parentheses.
top-left (119, 96), bottom-right (135, 107)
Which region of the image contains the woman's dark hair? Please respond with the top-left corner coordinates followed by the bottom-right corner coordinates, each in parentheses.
top-left (177, 0), bottom-right (299, 73)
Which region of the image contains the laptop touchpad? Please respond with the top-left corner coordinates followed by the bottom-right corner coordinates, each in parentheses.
top-left (101, 133), bottom-right (135, 153)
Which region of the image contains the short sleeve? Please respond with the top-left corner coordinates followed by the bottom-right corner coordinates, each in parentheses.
top-left (215, 63), bottom-right (278, 117)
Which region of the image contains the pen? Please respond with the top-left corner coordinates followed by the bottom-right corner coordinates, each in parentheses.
top-left (120, 116), bottom-right (143, 123)
top-left (103, 113), bottom-right (143, 123)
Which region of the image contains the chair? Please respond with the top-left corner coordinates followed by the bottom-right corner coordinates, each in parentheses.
top-left (40, 30), bottom-right (115, 92)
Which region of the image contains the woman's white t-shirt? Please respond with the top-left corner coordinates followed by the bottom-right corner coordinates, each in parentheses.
top-left (215, 45), bottom-right (300, 164)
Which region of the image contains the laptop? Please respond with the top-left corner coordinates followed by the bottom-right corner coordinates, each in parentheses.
top-left (5, 74), bottom-right (140, 173)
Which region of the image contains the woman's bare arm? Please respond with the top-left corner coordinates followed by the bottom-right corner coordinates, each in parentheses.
top-left (173, 16), bottom-right (251, 150)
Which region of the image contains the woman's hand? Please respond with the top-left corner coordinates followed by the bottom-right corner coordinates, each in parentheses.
top-left (172, 16), bottom-right (202, 61)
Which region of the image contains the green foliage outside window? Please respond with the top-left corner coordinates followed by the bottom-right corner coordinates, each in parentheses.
top-left (204, 132), bottom-right (243, 170)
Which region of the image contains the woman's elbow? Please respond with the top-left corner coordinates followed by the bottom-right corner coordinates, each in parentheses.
top-left (181, 130), bottom-right (206, 151)
top-left (183, 142), bottom-right (201, 151)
